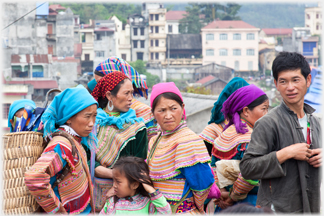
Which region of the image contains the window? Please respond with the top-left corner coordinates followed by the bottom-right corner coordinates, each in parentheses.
top-left (307, 14), bottom-right (310, 19)
top-left (206, 49), bottom-right (214, 56)
top-left (141, 40), bottom-right (145, 48)
top-left (140, 27), bottom-right (145, 35)
top-left (219, 33), bottom-right (227, 40)
top-left (155, 26), bottom-right (159, 33)
top-left (168, 25), bottom-right (172, 33)
top-left (234, 61), bottom-right (239, 71)
top-left (233, 33), bottom-right (241, 40)
top-left (317, 25), bottom-right (319, 30)
top-left (81, 32), bottom-right (85, 43)
top-left (133, 40), bottom-right (138, 48)
top-left (155, 52), bottom-right (159, 60)
top-left (206, 34), bottom-right (214, 41)
top-left (150, 26), bottom-right (153, 33)
top-left (85, 54), bottom-right (90, 61)
top-left (155, 14), bottom-right (159, 21)
top-left (246, 33), bottom-right (255, 40)
top-left (150, 40), bottom-right (153, 47)
top-left (151, 52), bottom-right (154, 60)
top-left (32, 65), bottom-right (44, 77)
top-left (3, 103), bottom-right (10, 119)
top-left (219, 49), bottom-right (228, 56)
top-left (95, 51), bottom-right (105, 57)
top-left (12, 65), bottom-right (28, 78)
top-left (248, 61), bottom-right (253, 70)
top-left (150, 14), bottom-right (153, 21)
top-left (122, 54), bottom-right (126, 60)
top-left (133, 28), bottom-right (138, 36)
top-left (221, 61), bottom-right (226, 66)
top-left (246, 49), bottom-right (254, 56)
top-left (155, 40), bottom-right (159, 47)
top-left (233, 49), bottom-right (241, 56)
top-left (316, 13), bottom-right (319, 19)
top-left (96, 33), bottom-right (101, 40)
top-left (137, 52), bottom-right (144, 60)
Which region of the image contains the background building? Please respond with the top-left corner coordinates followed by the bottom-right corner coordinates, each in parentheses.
top-left (305, 2), bottom-right (322, 35)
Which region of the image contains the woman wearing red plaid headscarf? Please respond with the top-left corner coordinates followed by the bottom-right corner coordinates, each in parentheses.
top-left (90, 72), bottom-right (148, 212)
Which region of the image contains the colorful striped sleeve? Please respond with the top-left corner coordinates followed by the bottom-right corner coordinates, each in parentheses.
top-left (148, 190), bottom-right (172, 214)
top-left (24, 141), bottom-right (73, 213)
top-left (229, 173), bottom-right (259, 202)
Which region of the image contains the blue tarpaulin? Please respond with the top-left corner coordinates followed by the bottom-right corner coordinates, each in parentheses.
top-left (304, 68), bottom-right (322, 113)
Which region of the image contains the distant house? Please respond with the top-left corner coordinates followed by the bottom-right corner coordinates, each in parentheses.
top-left (201, 20), bottom-right (259, 76)
top-left (259, 28), bottom-right (292, 38)
top-left (165, 11), bottom-right (186, 34)
top-left (194, 62), bottom-right (233, 82)
top-left (166, 34), bottom-right (202, 65)
top-left (195, 75), bottom-right (228, 95)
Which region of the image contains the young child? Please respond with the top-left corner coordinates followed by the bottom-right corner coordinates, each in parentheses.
top-left (100, 156), bottom-right (172, 215)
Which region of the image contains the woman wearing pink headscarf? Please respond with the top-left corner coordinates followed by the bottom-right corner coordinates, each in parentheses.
top-left (146, 82), bottom-right (220, 214)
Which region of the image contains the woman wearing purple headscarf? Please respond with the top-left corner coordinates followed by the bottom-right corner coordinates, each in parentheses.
top-left (212, 84), bottom-right (269, 212)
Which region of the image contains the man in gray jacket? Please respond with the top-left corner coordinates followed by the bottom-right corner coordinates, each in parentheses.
top-left (240, 52), bottom-right (322, 213)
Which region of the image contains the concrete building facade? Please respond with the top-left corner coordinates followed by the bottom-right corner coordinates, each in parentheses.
top-left (129, 14), bottom-right (149, 61)
top-left (111, 16), bottom-right (132, 62)
top-left (201, 20), bottom-right (260, 75)
top-left (305, 2), bottom-right (322, 35)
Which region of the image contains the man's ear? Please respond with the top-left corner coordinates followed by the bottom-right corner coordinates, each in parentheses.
top-left (306, 74), bottom-right (312, 88)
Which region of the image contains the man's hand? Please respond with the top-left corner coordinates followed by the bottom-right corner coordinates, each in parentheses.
top-left (308, 148), bottom-right (322, 167)
top-left (277, 143), bottom-right (312, 164)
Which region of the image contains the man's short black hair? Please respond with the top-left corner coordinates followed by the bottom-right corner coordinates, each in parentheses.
top-left (272, 52), bottom-right (311, 81)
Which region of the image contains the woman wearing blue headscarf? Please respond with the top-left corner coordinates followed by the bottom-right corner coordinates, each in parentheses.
top-left (8, 99), bottom-right (36, 132)
top-left (24, 85), bottom-right (98, 214)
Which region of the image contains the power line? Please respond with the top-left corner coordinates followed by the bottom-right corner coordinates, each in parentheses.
top-left (2, 2), bottom-right (47, 31)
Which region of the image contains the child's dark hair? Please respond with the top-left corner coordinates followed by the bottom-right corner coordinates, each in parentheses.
top-left (272, 51), bottom-right (310, 81)
top-left (113, 156), bottom-right (154, 198)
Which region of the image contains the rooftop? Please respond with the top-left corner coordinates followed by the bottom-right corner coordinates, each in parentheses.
top-left (166, 10), bottom-right (205, 21)
top-left (169, 34), bottom-right (202, 50)
top-left (262, 28), bottom-right (292, 35)
top-left (196, 75), bottom-right (216, 85)
top-left (11, 54), bottom-right (51, 64)
top-left (202, 20), bottom-right (257, 29)
top-left (49, 4), bottom-right (66, 12)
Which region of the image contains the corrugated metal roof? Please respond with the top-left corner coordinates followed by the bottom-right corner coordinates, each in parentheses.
top-left (169, 34), bottom-right (202, 50)
top-left (196, 75), bottom-right (216, 84)
top-left (11, 54), bottom-right (50, 64)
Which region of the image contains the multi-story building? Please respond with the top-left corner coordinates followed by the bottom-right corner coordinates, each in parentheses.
top-left (305, 2), bottom-right (322, 35)
top-left (92, 20), bottom-right (116, 70)
top-left (129, 14), bottom-right (149, 61)
top-left (79, 23), bottom-right (95, 72)
top-left (201, 20), bottom-right (260, 75)
top-left (111, 16), bottom-right (131, 62)
top-left (165, 11), bottom-right (186, 34)
top-left (142, 2), bottom-right (167, 63)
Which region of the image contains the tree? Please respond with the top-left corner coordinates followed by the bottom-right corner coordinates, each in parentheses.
top-left (129, 60), bottom-right (160, 88)
top-left (179, 4), bottom-right (203, 34)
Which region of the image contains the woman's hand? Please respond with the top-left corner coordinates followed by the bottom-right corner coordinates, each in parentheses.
top-left (56, 203), bottom-right (68, 214)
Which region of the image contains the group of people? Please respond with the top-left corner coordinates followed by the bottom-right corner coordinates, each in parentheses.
top-left (7, 52), bottom-right (320, 214)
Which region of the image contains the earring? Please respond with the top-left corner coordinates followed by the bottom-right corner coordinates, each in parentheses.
top-left (107, 100), bottom-right (114, 111)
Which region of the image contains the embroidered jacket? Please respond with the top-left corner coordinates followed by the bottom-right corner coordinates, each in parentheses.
top-left (24, 134), bottom-right (93, 214)
top-left (100, 190), bottom-right (171, 215)
top-left (147, 121), bottom-right (214, 213)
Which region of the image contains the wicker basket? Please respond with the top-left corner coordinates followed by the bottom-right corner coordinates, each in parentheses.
top-left (3, 131), bottom-right (45, 215)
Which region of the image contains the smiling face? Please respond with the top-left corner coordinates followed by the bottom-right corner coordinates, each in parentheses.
top-left (153, 96), bottom-right (184, 132)
top-left (106, 79), bottom-right (134, 113)
top-left (66, 104), bottom-right (97, 137)
top-left (112, 168), bottom-right (138, 198)
top-left (274, 69), bottom-right (311, 108)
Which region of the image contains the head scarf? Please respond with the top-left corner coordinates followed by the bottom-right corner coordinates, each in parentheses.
top-left (222, 84), bottom-right (266, 134)
top-left (94, 57), bottom-right (148, 98)
top-left (150, 82), bottom-right (186, 119)
top-left (41, 84), bottom-right (98, 148)
top-left (8, 99), bottom-right (36, 132)
top-left (209, 77), bottom-right (249, 125)
top-left (87, 78), bottom-right (97, 92)
top-left (91, 72), bottom-right (129, 102)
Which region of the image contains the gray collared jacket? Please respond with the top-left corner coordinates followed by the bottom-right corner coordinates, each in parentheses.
top-left (240, 101), bottom-right (322, 213)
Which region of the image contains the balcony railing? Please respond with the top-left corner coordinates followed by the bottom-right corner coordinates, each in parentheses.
top-left (46, 34), bottom-right (56, 41)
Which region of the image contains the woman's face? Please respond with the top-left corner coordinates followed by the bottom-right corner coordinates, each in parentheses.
top-left (153, 96), bottom-right (184, 132)
top-left (10, 108), bottom-right (24, 129)
top-left (67, 104), bottom-right (97, 137)
top-left (242, 100), bottom-right (269, 126)
top-left (106, 79), bottom-right (134, 113)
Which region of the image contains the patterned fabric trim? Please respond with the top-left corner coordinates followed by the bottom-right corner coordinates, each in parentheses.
top-left (148, 122), bottom-right (211, 181)
top-left (153, 178), bottom-right (186, 201)
top-left (213, 120), bottom-right (252, 160)
top-left (96, 121), bottom-right (146, 168)
top-left (199, 122), bottom-right (225, 145)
